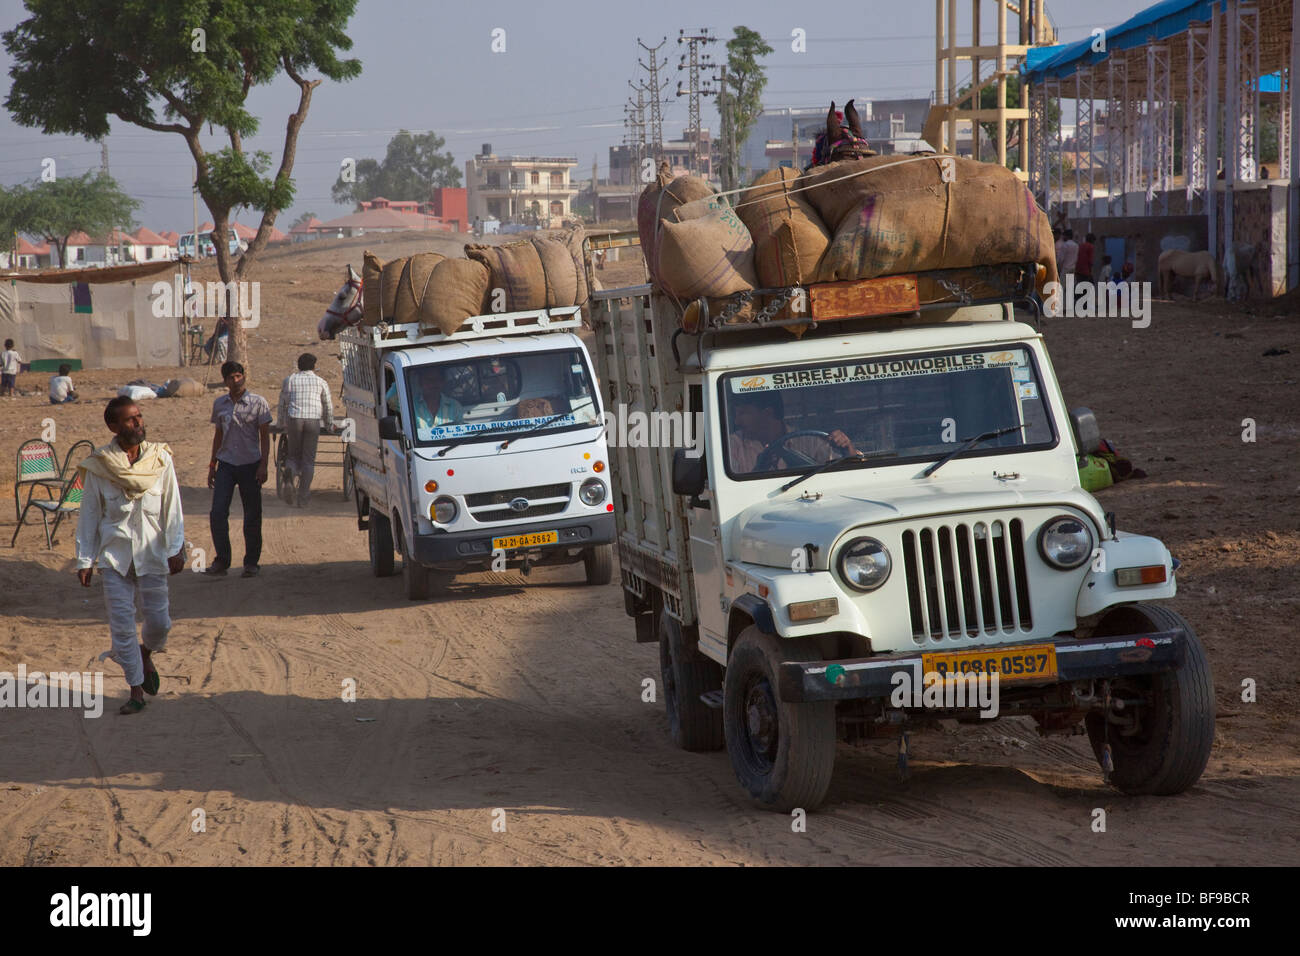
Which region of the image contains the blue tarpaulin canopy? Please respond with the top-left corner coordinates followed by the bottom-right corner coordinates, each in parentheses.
top-left (1020, 0), bottom-right (1223, 83)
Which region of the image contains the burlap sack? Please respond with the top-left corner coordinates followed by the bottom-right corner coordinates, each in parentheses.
top-left (532, 235), bottom-right (579, 307)
top-left (656, 200), bottom-right (757, 299)
top-left (362, 251), bottom-right (384, 326)
top-left (737, 167), bottom-right (830, 286)
top-left (637, 167), bottom-right (714, 281)
top-left (466, 241), bottom-right (548, 312)
top-left (563, 224), bottom-right (589, 305)
top-left (395, 252), bottom-right (446, 325)
top-left (810, 155), bottom-right (1057, 283)
top-left (379, 257), bottom-right (408, 322)
top-left (419, 258), bottom-right (491, 335)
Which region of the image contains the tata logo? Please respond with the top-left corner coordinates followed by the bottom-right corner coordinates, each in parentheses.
top-left (740, 376), bottom-right (766, 389)
top-left (509, 497), bottom-right (529, 513)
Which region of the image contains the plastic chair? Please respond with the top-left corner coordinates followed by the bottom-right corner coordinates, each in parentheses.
top-left (13, 439), bottom-right (62, 522)
top-left (60, 440), bottom-right (94, 480)
top-left (12, 470), bottom-right (83, 548)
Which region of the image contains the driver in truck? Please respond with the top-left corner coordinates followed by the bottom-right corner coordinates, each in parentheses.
top-left (385, 365), bottom-right (464, 434)
top-left (728, 390), bottom-right (857, 473)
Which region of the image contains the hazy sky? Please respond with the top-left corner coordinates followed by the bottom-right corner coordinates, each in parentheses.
top-left (1, 0), bottom-right (1151, 231)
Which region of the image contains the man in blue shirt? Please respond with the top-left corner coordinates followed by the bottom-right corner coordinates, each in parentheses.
top-left (206, 361), bottom-right (272, 578)
top-left (386, 365), bottom-right (463, 436)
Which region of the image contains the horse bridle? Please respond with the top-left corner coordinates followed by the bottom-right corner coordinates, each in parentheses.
top-left (326, 276), bottom-right (363, 325)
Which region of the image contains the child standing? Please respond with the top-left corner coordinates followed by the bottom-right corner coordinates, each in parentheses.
top-left (1, 339), bottom-right (22, 397)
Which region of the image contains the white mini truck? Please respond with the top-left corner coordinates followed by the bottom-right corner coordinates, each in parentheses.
top-left (588, 239), bottom-right (1214, 812)
top-left (339, 307), bottom-right (615, 598)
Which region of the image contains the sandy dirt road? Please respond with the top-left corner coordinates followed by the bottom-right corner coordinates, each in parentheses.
top-left (1, 234), bottom-right (1297, 865)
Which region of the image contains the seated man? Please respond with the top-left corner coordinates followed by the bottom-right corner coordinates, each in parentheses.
top-left (385, 365), bottom-right (463, 436)
top-left (728, 390), bottom-right (855, 473)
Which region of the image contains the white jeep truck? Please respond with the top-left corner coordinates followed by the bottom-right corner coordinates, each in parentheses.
top-left (587, 235), bottom-right (1214, 812)
top-left (339, 307), bottom-right (615, 598)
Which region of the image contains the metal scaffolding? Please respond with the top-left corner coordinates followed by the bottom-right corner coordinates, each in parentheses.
top-left (1185, 26), bottom-right (1211, 211)
top-left (932, 0), bottom-right (1044, 172)
top-left (1075, 67), bottom-right (1095, 210)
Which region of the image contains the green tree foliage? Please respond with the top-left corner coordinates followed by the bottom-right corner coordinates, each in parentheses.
top-left (956, 75), bottom-right (1058, 168)
top-left (290, 210), bottom-right (318, 228)
top-left (1260, 102), bottom-right (1280, 166)
top-left (3, 0), bottom-right (361, 364)
top-left (2, 171), bottom-right (141, 267)
top-left (332, 130), bottom-right (462, 207)
top-left (719, 26), bottom-right (773, 189)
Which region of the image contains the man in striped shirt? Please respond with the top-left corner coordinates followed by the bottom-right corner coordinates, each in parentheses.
top-left (277, 353), bottom-right (335, 507)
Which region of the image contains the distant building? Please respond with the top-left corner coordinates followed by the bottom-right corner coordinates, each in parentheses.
top-left (132, 227), bottom-right (175, 262)
top-left (314, 204), bottom-right (457, 239)
top-left (0, 237), bottom-right (52, 270)
top-left (62, 229), bottom-right (137, 266)
top-left (290, 218), bottom-right (323, 242)
top-left (427, 188), bottom-right (468, 232)
top-left (465, 146), bottom-right (577, 227)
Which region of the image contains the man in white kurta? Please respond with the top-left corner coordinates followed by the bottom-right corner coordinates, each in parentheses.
top-left (75, 397), bottom-right (186, 715)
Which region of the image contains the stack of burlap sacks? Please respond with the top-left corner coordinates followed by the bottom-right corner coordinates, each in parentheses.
top-left (638, 156), bottom-right (1057, 327)
top-left (360, 225), bottom-right (589, 334)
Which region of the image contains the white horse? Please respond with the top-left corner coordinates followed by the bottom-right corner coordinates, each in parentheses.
top-left (317, 264), bottom-right (363, 340)
top-left (1157, 249), bottom-right (1221, 301)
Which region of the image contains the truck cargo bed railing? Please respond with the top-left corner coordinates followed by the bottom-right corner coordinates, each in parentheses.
top-left (338, 307), bottom-right (583, 352)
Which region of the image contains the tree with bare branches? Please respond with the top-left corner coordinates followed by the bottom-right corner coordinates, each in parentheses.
top-left (4, 0), bottom-right (362, 365)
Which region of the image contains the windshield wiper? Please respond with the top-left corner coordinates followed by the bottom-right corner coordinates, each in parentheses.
top-left (920, 424), bottom-right (1025, 478)
top-left (435, 411), bottom-right (575, 457)
top-left (778, 450), bottom-right (898, 493)
top-left (498, 411), bottom-right (573, 449)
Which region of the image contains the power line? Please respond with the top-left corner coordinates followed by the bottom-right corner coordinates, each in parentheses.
top-left (676, 29), bottom-right (718, 176)
top-left (636, 37), bottom-right (670, 162)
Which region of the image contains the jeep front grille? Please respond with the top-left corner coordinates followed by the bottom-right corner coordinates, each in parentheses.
top-left (901, 519), bottom-right (1032, 643)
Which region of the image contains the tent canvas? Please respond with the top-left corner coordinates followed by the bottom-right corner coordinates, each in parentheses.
top-left (0, 272), bottom-right (183, 369)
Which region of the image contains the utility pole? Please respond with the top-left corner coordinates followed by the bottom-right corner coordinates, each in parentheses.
top-left (100, 141), bottom-right (109, 176)
top-left (676, 29), bottom-right (717, 176)
top-left (792, 117), bottom-right (799, 169)
top-left (637, 37), bottom-right (669, 166)
top-left (625, 80), bottom-right (647, 217)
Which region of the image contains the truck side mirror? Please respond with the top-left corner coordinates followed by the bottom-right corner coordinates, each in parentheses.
top-left (672, 449), bottom-right (708, 508)
top-left (1069, 407), bottom-right (1101, 457)
top-left (378, 415), bottom-right (402, 441)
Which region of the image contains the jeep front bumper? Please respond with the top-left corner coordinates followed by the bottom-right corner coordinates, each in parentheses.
top-left (776, 631), bottom-right (1187, 703)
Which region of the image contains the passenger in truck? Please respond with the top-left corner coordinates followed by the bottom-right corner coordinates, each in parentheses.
top-left (728, 390), bottom-right (856, 473)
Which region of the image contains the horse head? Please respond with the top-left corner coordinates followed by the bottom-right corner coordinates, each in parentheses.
top-left (317, 264), bottom-right (363, 340)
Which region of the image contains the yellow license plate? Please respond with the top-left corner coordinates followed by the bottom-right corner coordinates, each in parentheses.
top-left (922, 644), bottom-right (1058, 684)
top-left (492, 530), bottom-right (558, 550)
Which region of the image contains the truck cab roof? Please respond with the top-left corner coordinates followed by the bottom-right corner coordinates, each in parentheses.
top-left (693, 315), bottom-right (1043, 373)
top-left (389, 330), bottom-right (589, 369)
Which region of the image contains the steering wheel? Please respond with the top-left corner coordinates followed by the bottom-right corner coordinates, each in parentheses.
top-left (754, 429), bottom-right (837, 471)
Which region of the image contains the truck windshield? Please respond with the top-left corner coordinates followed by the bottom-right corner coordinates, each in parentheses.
top-left (720, 345), bottom-right (1056, 479)
top-left (402, 348), bottom-right (600, 448)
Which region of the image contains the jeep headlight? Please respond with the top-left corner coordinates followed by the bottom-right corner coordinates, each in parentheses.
top-left (579, 478), bottom-right (606, 506)
top-left (837, 537), bottom-right (891, 592)
top-left (1038, 515), bottom-right (1093, 569)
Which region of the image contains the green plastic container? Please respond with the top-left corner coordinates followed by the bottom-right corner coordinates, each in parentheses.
top-left (1078, 454), bottom-right (1114, 492)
